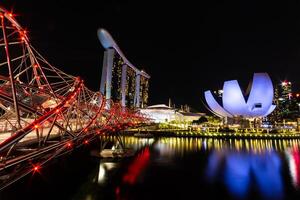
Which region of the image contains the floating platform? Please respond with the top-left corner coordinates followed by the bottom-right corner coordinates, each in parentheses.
top-left (99, 148), bottom-right (134, 158)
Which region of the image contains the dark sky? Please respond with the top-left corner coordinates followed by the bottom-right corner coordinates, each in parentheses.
top-left (2, 0), bottom-right (300, 112)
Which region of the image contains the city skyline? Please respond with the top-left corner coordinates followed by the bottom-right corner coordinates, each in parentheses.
top-left (2, 1), bottom-right (300, 111)
top-left (1, 3), bottom-right (300, 200)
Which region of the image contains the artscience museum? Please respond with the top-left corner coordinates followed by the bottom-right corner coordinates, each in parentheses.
top-left (204, 73), bottom-right (276, 119)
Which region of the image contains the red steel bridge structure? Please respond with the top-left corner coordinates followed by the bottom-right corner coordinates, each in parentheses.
top-left (0, 7), bottom-right (149, 190)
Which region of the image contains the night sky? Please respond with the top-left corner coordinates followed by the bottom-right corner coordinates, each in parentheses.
top-left (2, 1), bottom-right (300, 112)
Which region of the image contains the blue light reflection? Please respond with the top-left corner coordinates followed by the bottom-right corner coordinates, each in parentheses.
top-left (206, 150), bottom-right (284, 200)
top-left (224, 153), bottom-right (251, 198)
top-left (251, 152), bottom-right (283, 199)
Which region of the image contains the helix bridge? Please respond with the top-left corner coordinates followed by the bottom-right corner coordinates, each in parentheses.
top-left (0, 6), bottom-right (149, 190)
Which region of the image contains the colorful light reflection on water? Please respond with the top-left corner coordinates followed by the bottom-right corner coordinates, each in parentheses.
top-left (206, 150), bottom-right (284, 199)
top-left (4, 136), bottom-right (300, 200)
top-left (112, 137), bottom-right (300, 200)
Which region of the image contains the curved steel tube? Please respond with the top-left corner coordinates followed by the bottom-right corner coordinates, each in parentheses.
top-left (0, 80), bottom-right (83, 152)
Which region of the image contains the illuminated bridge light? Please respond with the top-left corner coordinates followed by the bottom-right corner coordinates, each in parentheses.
top-left (66, 142), bottom-right (72, 148)
top-left (33, 165), bottom-right (41, 173)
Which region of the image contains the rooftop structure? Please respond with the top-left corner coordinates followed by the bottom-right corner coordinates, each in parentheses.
top-left (139, 104), bottom-right (181, 123)
top-left (139, 104), bottom-right (205, 123)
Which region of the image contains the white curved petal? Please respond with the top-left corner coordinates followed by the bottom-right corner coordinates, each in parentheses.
top-left (263, 105), bottom-right (276, 117)
top-left (246, 73), bottom-right (274, 117)
top-left (204, 90), bottom-right (233, 118)
top-left (222, 80), bottom-right (248, 116)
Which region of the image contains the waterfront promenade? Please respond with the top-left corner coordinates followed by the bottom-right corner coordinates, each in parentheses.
top-left (123, 127), bottom-right (300, 139)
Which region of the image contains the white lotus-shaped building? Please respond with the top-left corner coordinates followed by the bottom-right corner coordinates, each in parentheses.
top-left (204, 73), bottom-right (276, 118)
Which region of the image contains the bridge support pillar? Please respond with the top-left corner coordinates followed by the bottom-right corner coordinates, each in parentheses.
top-left (100, 48), bottom-right (115, 109)
top-left (121, 64), bottom-right (127, 109)
top-left (134, 73), bottom-right (141, 108)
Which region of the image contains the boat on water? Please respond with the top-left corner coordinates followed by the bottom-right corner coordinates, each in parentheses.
top-left (99, 148), bottom-right (134, 158)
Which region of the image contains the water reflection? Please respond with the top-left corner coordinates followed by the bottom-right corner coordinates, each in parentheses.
top-left (152, 138), bottom-right (300, 200)
top-left (286, 147), bottom-right (300, 189)
top-left (75, 137), bottom-right (300, 200)
top-left (98, 162), bottom-right (118, 184)
top-left (252, 151), bottom-right (283, 199)
top-left (224, 152), bottom-right (251, 198)
top-left (206, 150), bottom-right (283, 199)
top-left (153, 137), bottom-right (300, 155)
top-left (95, 136), bottom-right (155, 185)
top-left (122, 147), bottom-right (150, 185)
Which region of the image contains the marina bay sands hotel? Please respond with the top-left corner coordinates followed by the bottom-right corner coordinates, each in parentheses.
top-left (97, 29), bottom-right (150, 109)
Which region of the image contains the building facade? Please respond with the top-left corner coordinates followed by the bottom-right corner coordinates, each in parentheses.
top-left (204, 73), bottom-right (276, 121)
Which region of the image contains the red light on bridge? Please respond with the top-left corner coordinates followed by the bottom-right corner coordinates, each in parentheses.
top-left (8, 13), bottom-right (13, 17)
top-left (84, 140), bottom-right (88, 144)
top-left (33, 165), bottom-right (40, 173)
top-left (66, 142), bottom-right (72, 148)
top-left (34, 124), bottom-right (39, 129)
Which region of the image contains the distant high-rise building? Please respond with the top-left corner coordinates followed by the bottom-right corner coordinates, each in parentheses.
top-left (278, 81), bottom-right (292, 115)
top-left (271, 80), bottom-right (300, 121)
top-left (213, 89), bottom-right (223, 98)
top-left (279, 81), bottom-right (292, 101)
